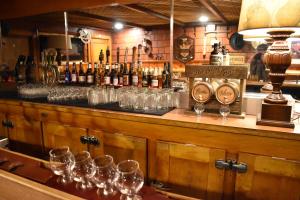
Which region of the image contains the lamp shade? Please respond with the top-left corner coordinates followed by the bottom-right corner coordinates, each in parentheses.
top-left (238, 0), bottom-right (300, 36)
top-left (47, 35), bottom-right (72, 50)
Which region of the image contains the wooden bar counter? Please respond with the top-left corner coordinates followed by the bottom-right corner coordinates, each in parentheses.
top-left (0, 98), bottom-right (300, 200)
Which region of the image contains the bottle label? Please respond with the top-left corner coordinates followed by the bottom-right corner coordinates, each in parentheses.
top-left (132, 75), bottom-right (138, 86)
top-left (104, 76), bottom-right (111, 85)
top-left (113, 77), bottom-right (118, 86)
top-left (152, 79), bottom-right (158, 87)
top-left (71, 74), bottom-right (77, 82)
top-left (142, 80), bottom-right (148, 87)
top-left (119, 77), bottom-right (123, 85)
top-left (87, 75), bottom-right (94, 83)
top-left (123, 75), bottom-right (129, 86)
top-left (79, 76), bottom-right (86, 83)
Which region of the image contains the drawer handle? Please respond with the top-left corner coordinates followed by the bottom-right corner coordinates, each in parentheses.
top-left (2, 120), bottom-right (7, 127)
top-left (215, 159), bottom-right (231, 170)
top-left (80, 136), bottom-right (88, 144)
top-left (215, 159), bottom-right (248, 173)
top-left (232, 162), bottom-right (247, 173)
top-left (88, 136), bottom-right (100, 146)
top-left (6, 121), bottom-right (13, 129)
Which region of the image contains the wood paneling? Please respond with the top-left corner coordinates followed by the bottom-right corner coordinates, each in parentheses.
top-left (88, 129), bottom-right (104, 158)
top-left (7, 115), bottom-right (43, 155)
top-left (0, 113), bottom-right (7, 138)
top-left (42, 122), bottom-right (87, 155)
top-left (235, 153), bottom-right (300, 200)
top-left (103, 132), bottom-right (147, 176)
top-left (156, 141), bottom-right (226, 199)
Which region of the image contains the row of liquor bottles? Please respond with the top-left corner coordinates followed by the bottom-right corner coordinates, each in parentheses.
top-left (14, 55), bottom-right (36, 84)
top-left (60, 62), bottom-right (172, 88)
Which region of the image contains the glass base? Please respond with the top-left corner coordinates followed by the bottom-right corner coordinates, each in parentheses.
top-left (120, 194), bottom-right (142, 200)
top-left (76, 180), bottom-right (94, 190)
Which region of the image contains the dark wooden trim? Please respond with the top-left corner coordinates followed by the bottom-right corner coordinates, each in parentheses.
top-left (69, 11), bottom-right (145, 29)
top-left (192, 0), bottom-right (228, 24)
top-left (0, 0), bottom-right (144, 20)
top-left (121, 4), bottom-right (185, 26)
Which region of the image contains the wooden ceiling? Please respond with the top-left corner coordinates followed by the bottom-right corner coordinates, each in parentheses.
top-left (4, 0), bottom-right (242, 33)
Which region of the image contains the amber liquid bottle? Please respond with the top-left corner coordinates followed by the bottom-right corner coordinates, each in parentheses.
top-left (104, 64), bottom-right (111, 86)
top-left (151, 68), bottom-right (159, 88)
top-left (123, 63), bottom-right (129, 86)
top-left (158, 67), bottom-right (163, 89)
top-left (118, 64), bottom-right (124, 86)
top-left (78, 62), bottom-right (86, 85)
top-left (132, 65), bottom-right (138, 87)
top-left (71, 62), bottom-right (77, 84)
top-left (86, 63), bottom-right (94, 85)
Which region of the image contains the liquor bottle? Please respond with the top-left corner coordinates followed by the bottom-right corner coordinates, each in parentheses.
top-left (137, 64), bottom-right (143, 87)
top-left (104, 63), bottom-right (111, 86)
top-left (112, 64), bottom-right (119, 86)
top-left (162, 62), bottom-right (170, 88)
top-left (86, 63), bottom-right (94, 85)
top-left (100, 63), bottom-right (105, 86)
top-left (15, 55), bottom-right (26, 84)
top-left (132, 64), bottom-right (138, 87)
top-left (167, 62), bottom-right (172, 87)
top-left (106, 46), bottom-right (110, 65)
top-left (147, 67), bottom-right (153, 86)
top-left (25, 56), bottom-right (35, 83)
top-left (94, 62), bottom-right (100, 86)
top-left (71, 62), bottom-right (77, 83)
top-left (118, 64), bottom-right (124, 86)
top-left (99, 49), bottom-right (104, 64)
top-left (65, 62), bottom-right (71, 84)
top-left (123, 63), bottom-right (129, 86)
top-left (78, 62), bottom-right (86, 85)
top-left (158, 67), bottom-right (163, 89)
top-left (210, 43), bottom-right (222, 65)
top-left (129, 63), bottom-right (133, 86)
top-left (142, 68), bottom-right (148, 87)
top-left (151, 68), bottom-right (159, 88)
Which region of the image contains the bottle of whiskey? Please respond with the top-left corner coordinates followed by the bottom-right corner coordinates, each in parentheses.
top-left (94, 62), bottom-right (100, 86)
top-left (162, 62), bottom-right (170, 88)
top-left (123, 63), bottom-right (129, 86)
top-left (86, 63), bottom-right (94, 85)
top-left (104, 63), bottom-right (111, 86)
top-left (151, 68), bottom-right (159, 88)
top-left (148, 67), bottom-right (153, 87)
top-left (132, 64), bottom-right (138, 87)
top-left (65, 62), bottom-right (71, 84)
top-left (78, 62), bottom-right (86, 85)
top-left (142, 68), bottom-right (148, 87)
top-left (25, 56), bottom-right (36, 84)
top-left (71, 62), bottom-right (77, 83)
top-left (118, 64), bottom-right (124, 86)
top-left (137, 63), bottom-right (143, 87)
top-left (15, 55), bottom-right (27, 84)
top-left (112, 64), bottom-right (119, 86)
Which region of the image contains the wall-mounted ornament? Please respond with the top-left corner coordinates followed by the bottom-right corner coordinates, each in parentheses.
top-left (174, 34), bottom-right (195, 63)
top-left (229, 32), bottom-right (244, 50)
top-left (77, 28), bottom-right (91, 44)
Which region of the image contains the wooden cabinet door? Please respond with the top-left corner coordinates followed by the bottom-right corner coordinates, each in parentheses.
top-left (7, 115), bottom-right (43, 157)
top-left (156, 141), bottom-right (226, 200)
top-left (102, 132), bottom-right (147, 177)
top-left (43, 122), bottom-right (87, 155)
top-left (0, 113), bottom-right (7, 137)
top-left (88, 129), bottom-right (104, 158)
top-left (235, 153), bottom-right (300, 200)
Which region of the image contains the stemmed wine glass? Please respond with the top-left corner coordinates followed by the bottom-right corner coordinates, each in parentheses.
top-left (114, 160), bottom-right (144, 200)
top-left (93, 155), bottom-right (117, 197)
top-left (219, 97), bottom-right (230, 122)
top-left (49, 146), bottom-right (75, 184)
top-left (73, 151), bottom-right (96, 190)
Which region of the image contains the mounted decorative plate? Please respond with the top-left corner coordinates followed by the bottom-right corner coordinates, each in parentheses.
top-left (229, 32), bottom-right (244, 50)
top-left (174, 34), bottom-right (195, 63)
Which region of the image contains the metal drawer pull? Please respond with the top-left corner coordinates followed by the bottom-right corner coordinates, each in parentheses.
top-left (232, 162), bottom-right (247, 173)
top-left (215, 159), bottom-right (231, 170)
top-left (2, 120), bottom-right (7, 127)
top-left (80, 136), bottom-right (88, 144)
top-left (88, 136), bottom-right (100, 146)
top-left (215, 159), bottom-right (247, 173)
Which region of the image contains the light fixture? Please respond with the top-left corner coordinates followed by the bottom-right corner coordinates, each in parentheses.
top-left (238, 0), bottom-right (300, 128)
top-left (199, 16), bottom-right (209, 23)
top-left (114, 22), bottom-right (124, 30)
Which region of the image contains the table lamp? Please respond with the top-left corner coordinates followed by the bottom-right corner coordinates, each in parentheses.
top-left (238, 0), bottom-right (300, 128)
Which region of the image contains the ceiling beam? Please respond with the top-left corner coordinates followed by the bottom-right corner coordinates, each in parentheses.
top-left (69, 11), bottom-right (145, 29)
top-left (121, 4), bottom-right (185, 26)
top-left (0, 0), bottom-right (145, 20)
top-left (193, 0), bottom-right (229, 24)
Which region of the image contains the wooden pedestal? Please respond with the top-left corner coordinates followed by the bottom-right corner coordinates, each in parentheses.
top-left (256, 102), bottom-right (294, 128)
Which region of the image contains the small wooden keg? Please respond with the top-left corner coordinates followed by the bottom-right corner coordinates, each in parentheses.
top-left (215, 79), bottom-right (240, 105)
top-left (192, 82), bottom-right (214, 103)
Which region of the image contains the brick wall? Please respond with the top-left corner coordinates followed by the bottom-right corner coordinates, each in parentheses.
top-left (112, 26), bottom-right (256, 71)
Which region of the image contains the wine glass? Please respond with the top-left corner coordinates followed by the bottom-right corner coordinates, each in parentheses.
top-left (219, 97), bottom-right (230, 122)
top-left (73, 151), bottom-right (96, 190)
top-left (194, 95), bottom-right (205, 116)
top-left (114, 160), bottom-right (144, 200)
top-left (93, 155), bottom-right (117, 197)
top-left (49, 146), bottom-right (75, 184)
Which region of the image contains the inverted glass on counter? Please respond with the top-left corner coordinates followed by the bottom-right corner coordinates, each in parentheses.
top-left (88, 86), bottom-right (180, 111)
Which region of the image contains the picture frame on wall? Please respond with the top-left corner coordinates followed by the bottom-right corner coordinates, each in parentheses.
top-left (291, 41), bottom-right (300, 64)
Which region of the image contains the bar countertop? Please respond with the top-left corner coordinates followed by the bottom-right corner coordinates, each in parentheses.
top-left (0, 97), bottom-right (300, 141)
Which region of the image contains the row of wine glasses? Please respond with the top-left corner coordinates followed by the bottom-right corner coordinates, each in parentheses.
top-left (49, 147), bottom-right (144, 200)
